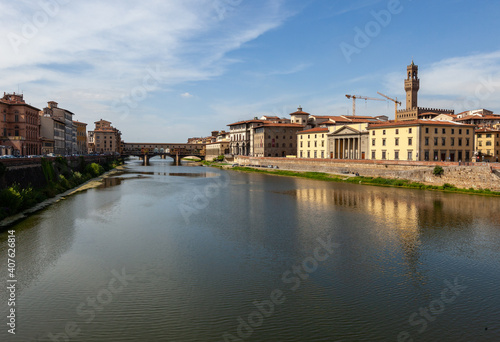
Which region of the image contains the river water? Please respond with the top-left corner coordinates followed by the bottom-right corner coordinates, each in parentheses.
top-left (1, 158), bottom-right (499, 341)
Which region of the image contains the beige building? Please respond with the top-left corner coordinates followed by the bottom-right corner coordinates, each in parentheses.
top-left (40, 115), bottom-right (65, 155)
top-left (297, 127), bottom-right (329, 159)
top-left (88, 119), bottom-right (122, 154)
top-left (368, 120), bottom-right (475, 162)
top-left (253, 123), bottom-right (303, 157)
top-left (205, 130), bottom-right (230, 161)
top-left (328, 123), bottom-right (371, 159)
top-left (475, 129), bottom-right (500, 162)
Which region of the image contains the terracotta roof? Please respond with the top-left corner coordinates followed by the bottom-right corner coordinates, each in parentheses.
top-left (455, 115), bottom-right (500, 121)
top-left (259, 122), bottom-right (303, 128)
top-left (228, 119), bottom-right (264, 126)
top-left (368, 119), bottom-right (476, 128)
top-left (476, 128), bottom-right (500, 133)
top-left (297, 127), bottom-right (329, 134)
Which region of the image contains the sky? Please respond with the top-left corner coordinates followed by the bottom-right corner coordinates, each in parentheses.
top-left (1, 0), bottom-right (500, 142)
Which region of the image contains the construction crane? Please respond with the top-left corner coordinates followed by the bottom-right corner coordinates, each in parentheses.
top-left (345, 94), bottom-right (384, 116)
top-left (377, 92), bottom-right (401, 117)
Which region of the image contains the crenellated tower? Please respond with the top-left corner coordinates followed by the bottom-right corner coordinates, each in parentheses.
top-left (404, 60), bottom-right (419, 109)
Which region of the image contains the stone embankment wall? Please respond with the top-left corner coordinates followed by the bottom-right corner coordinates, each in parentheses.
top-left (234, 157), bottom-right (500, 191)
top-left (0, 155), bottom-right (116, 189)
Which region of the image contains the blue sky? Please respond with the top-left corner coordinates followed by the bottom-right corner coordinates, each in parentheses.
top-left (1, 0), bottom-right (500, 142)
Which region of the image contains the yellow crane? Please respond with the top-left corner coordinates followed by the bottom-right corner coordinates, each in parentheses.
top-left (345, 94), bottom-right (384, 116)
top-left (377, 91), bottom-right (401, 117)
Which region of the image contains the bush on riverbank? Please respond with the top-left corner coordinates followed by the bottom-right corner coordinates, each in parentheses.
top-left (231, 166), bottom-right (500, 197)
top-left (0, 157), bottom-right (123, 221)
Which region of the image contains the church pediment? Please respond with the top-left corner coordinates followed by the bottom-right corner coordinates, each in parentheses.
top-left (329, 126), bottom-right (361, 136)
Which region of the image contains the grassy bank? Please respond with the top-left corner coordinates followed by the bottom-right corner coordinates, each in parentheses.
top-left (0, 157), bottom-right (123, 221)
top-left (201, 160), bottom-right (231, 168)
top-left (231, 166), bottom-right (500, 196)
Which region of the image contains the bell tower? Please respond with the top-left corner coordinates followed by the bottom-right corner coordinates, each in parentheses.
top-left (404, 60), bottom-right (419, 109)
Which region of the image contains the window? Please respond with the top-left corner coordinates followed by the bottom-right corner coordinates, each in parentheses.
top-left (300, 151), bottom-right (303, 158)
top-left (407, 151), bottom-right (413, 160)
top-left (383, 130), bottom-right (386, 135)
top-left (382, 139), bottom-right (386, 146)
top-left (434, 137), bottom-right (438, 146)
top-left (442, 138), bottom-right (446, 146)
top-left (372, 131), bottom-right (375, 135)
top-left (408, 138), bottom-right (412, 146)
top-left (396, 129), bottom-right (399, 134)
top-left (459, 129), bottom-right (462, 134)
top-left (434, 128), bottom-right (438, 134)
top-left (394, 151), bottom-right (399, 160)
top-left (425, 137), bottom-right (429, 146)
top-left (382, 151), bottom-right (386, 160)
top-left (409, 128), bottom-right (412, 134)
top-left (486, 141), bottom-right (492, 146)
top-left (425, 127), bottom-right (429, 134)
top-left (15, 115), bottom-right (18, 122)
top-left (308, 141), bottom-right (310, 147)
top-left (442, 128), bottom-right (446, 134)
top-left (307, 151), bottom-right (310, 158)
top-left (458, 138), bottom-right (462, 146)
top-left (321, 141), bottom-right (324, 147)
top-left (451, 138), bottom-right (455, 146)
top-left (466, 129), bottom-right (469, 134)
top-left (314, 141), bottom-right (317, 147)
top-left (395, 138), bottom-right (399, 146)
top-left (451, 129), bottom-right (455, 134)
top-left (466, 138), bottom-right (470, 146)
top-left (486, 134), bottom-right (492, 138)
top-left (372, 139), bottom-right (375, 146)
top-left (300, 142), bottom-right (303, 147)
top-left (314, 151), bottom-right (317, 158)
top-left (371, 151), bottom-right (376, 159)
top-left (424, 151), bottom-right (429, 161)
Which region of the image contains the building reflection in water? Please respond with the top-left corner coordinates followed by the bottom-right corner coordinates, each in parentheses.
top-left (281, 183), bottom-right (500, 288)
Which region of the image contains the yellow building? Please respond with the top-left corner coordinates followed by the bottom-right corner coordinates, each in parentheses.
top-left (73, 120), bottom-right (87, 154)
top-left (475, 129), bottom-right (500, 162)
top-left (368, 120), bottom-right (475, 162)
top-left (297, 127), bottom-right (329, 159)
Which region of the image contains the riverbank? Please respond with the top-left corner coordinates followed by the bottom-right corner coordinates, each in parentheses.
top-left (0, 160), bottom-right (124, 229)
top-left (230, 166), bottom-right (500, 197)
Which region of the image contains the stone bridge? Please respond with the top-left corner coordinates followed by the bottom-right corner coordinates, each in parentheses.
top-left (122, 143), bottom-right (205, 165)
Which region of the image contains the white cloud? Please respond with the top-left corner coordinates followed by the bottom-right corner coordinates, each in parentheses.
top-left (180, 92), bottom-right (194, 98)
top-left (0, 0), bottom-right (293, 140)
top-left (382, 51), bottom-right (500, 113)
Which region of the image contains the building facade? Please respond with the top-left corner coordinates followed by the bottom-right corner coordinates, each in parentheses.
top-left (41, 101), bottom-right (76, 155)
top-left (475, 129), bottom-right (500, 162)
top-left (368, 120), bottom-right (475, 162)
top-left (89, 119), bottom-right (122, 154)
top-left (297, 127), bottom-right (329, 159)
top-left (253, 123), bottom-right (303, 157)
top-left (0, 92), bottom-right (41, 156)
top-left (73, 121), bottom-right (88, 154)
top-left (40, 115), bottom-right (65, 155)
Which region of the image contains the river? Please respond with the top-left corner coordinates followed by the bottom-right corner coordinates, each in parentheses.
top-left (1, 158), bottom-right (499, 341)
